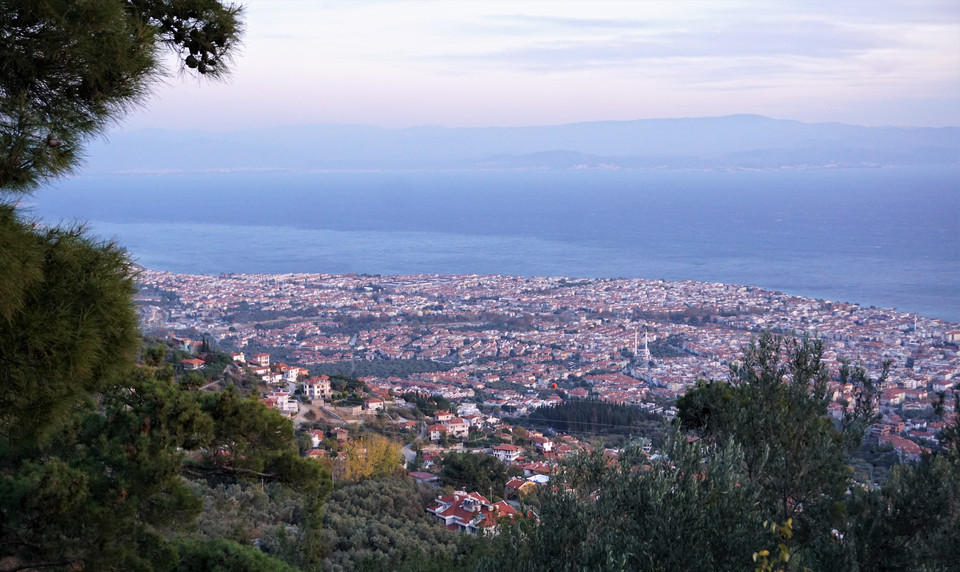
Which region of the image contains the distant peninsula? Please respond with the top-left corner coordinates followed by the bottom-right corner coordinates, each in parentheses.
top-left (87, 115), bottom-right (959, 174)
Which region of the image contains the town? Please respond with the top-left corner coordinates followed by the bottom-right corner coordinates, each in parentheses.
top-left (138, 269), bottom-right (958, 480)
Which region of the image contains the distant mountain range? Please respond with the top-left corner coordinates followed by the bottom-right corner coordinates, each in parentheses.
top-left (83, 115), bottom-right (959, 173)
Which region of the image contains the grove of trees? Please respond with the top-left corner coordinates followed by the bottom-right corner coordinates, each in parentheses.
top-left (473, 333), bottom-right (960, 571)
top-left (0, 2), bottom-right (335, 570)
top-left (523, 398), bottom-right (666, 444)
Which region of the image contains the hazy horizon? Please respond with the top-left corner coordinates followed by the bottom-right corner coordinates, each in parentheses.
top-left (120, 1), bottom-right (959, 133)
top-left (107, 113), bottom-right (960, 134)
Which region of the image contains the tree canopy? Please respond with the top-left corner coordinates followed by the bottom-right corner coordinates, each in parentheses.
top-left (0, 3), bottom-right (319, 570)
top-left (0, 363), bottom-right (331, 570)
top-left (675, 333), bottom-right (885, 539)
top-left (439, 452), bottom-right (510, 499)
top-left (0, 0), bottom-right (243, 192)
top-left (476, 333), bottom-right (960, 571)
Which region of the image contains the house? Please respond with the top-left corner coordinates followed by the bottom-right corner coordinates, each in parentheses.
top-left (306, 429), bottom-right (325, 448)
top-left (427, 491), bottom-right (517, 534)
top-left (260, 372), bottom-right (282, 384)
top-left (881, 388), bottom-right (906, 406)
top-left (532, 436), bottom-right (553, 452)
top-left (932, 380), bottom-right (953, 392)
top-left (491, 444), bottom-right (523, 463)
top-left (181, 357), bottom-right (205, 371)
top-left (230, 352), bottom-right (245, 363)
top-left (331, 427), bottom-right (349, 443)
top-left (409, 471), bottom-right (440, 487)
top-left (505, 477), bottom-right (538, 497)
top-left (397, 420), bottom-right (418, 431)
top-left (518, 461), bottom-right (550, 477)
top-left (250, 353), bottom-right (271, 367)
top-left (435, 411), bottom-right (455, 422)
top-left (446, 417), bottom-right (470, 439)
top-left (262, 391), bottom-right (298, 416)
top-left (365, 397), bottom-right (385, 411)
top-left (879, 434), bottom-right (925, 463)
top-left (282, 365), bottom-right (302, 382)
top-left (428, 424), bottom-right (448, 441)
top-left (303, 376), bottom-right (332, 401)
top-left (171, 336), bottom-right (202, 353)
top-left (526, 474), bottom-right (550, 485)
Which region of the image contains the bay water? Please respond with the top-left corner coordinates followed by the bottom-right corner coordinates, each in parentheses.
top-left (23, 167), bottom-right (960, 322)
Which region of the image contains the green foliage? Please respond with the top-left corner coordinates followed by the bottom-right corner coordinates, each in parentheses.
top-left (172, 538), bottom-right (298, 572)
top-left (201, 348), bottom-right (236, 379)
top-left (480, 438), bottom-right (767, 572)
top-left (0, 3), bottom-right (260, 568)
top-left (933, 382), bottom-right (960, 458)
top-left (187, 387), bottom-right (332, 498)
top-left (439, 452), bottom-right (508, 498)
top-left (145, 343), bottom-right (168, 367)
top-left (328, 373), bottom-right (371, 394)
top-left (476, 332), bottom-right (926, 571)
top-left (676, 333), bottom-right (883, 544)
top-left (823, 392), bottom-right (960, 570)
top-left (0, 367), bottom-right (204, 569)
top-left (320, 477), bottom-right (480, 572)
top-left (837, 448), bottom-right (960, 571)
top-left (753, 519), bottom-right (800, 572)
top-left (185, 480), bottom-right (324, 569)
top-left (0, 206), bottom-right (139, 451)
top-left (401, 392), bottom-right (452, 417)
top-left (0, 364), bottom-right (331, 570)
top-left (0, 0), bottom-right (243, 192)
top-left (524, 398), bottom-right (666, 442)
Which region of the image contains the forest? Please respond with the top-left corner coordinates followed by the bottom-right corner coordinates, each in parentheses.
top-left (522, 399), bottom-right (667, 444)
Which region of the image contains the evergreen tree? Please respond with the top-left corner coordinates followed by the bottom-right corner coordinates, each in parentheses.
top-left (0, 2), bottom-right (268, 569)
top-left (439, 452), bottom-right (509, 498)
top-left (0, 206), bottom-right (139, 451)
top-left (478, 333), bottom-right (899, 570)
top-left (0, 364), bottom-right (331, 570)
top-left (0, 0), bottom-right (243, 191)
top-left (479, 437), bottom-right (767, 572)
top-left (676, 332), bottom-right (885, 552)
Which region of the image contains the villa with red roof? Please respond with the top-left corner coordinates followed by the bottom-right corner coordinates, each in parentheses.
top-left (181, 357), bottom-right (205, 371)
top-left (427, 423), bottom-right (448, 441)
top-left (303, 376), bottom-right (332, 401)
top-left (446, 417), bottom-right (470, 439)
top-left (491, 443), bottom-right (523, 463)
top-left (427, 491), bottom-right (517, 535)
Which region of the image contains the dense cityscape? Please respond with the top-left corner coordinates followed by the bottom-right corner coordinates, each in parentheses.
top-left (138, 268), bottom-right (959, 467)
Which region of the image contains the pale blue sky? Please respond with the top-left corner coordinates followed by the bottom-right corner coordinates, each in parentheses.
top-left (123, 0), bottom-right (960, 131)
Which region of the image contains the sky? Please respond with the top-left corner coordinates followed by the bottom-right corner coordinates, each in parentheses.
top-left (122, 0), bottom-right (960, 131)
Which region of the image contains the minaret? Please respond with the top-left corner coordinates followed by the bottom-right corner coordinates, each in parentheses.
top-left (643, 331), bottom-right (652, 364)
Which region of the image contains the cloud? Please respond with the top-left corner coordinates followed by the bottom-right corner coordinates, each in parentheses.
top-left (430, 19), bottom-right (892, 73)
top-left (481, 14), bottom-right (654, 32)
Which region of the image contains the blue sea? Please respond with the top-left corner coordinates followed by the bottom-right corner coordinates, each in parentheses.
top-left (23, 167), bottom-right (960, 322)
